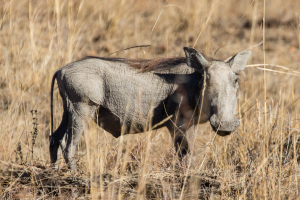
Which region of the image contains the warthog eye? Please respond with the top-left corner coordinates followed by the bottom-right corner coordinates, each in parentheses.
top-left (235, 77), bottom-right (239, 84)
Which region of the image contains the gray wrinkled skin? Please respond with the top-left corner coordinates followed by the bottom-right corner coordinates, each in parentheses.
top-left (49, 47), bottom-right (251, 171)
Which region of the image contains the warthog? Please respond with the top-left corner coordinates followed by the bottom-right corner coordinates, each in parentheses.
top-left (49, 47), bottom-right (251, 170)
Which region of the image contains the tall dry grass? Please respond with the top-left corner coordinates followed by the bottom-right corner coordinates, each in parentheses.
top-left (0, 0), bottom-right (300, 199)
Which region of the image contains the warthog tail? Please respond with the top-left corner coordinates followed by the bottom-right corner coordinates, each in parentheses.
top-left (50, 71), bottom-right (57, 137)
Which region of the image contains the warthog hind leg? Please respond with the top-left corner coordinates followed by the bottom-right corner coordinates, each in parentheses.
top-left (49, 110), bottom-right (68, 169)
top-left (62, 102), bottom-right (97, 171)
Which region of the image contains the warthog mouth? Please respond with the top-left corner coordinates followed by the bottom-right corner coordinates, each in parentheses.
top-left (210, 125), bottom-right (235, 136)
top-left (216, 130), bottom-right (232, 137)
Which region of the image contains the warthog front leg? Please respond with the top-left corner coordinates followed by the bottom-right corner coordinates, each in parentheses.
top-left (174, 131), bottom-right (189, 158)
top-left (166, 121), bottom-right (189, 158)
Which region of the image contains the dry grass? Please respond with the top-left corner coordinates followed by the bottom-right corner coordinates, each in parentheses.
top-left (0, 0), bottom-right (300, 199)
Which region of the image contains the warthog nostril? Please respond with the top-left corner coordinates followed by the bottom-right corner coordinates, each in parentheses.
top-left (209, 114), bottom-right (239, 135)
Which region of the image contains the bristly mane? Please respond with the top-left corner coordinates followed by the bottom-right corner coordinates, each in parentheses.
top-left (84, 56), bottom-right (187, 72)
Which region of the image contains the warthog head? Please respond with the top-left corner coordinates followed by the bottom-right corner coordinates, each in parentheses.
top-left (184, 47), bottom-right (251, 136)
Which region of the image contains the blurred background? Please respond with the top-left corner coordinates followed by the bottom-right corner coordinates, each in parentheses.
top-left (0, 0), bottom-right (300, 199)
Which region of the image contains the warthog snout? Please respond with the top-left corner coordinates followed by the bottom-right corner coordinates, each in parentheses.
top-left (210, 114), bottom-right (239, 136)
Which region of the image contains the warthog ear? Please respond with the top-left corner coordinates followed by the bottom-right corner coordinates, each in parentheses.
top-left (183, 47), bottom-right (210, 71)
top-left (227, 51), bottom-right (251, 73)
